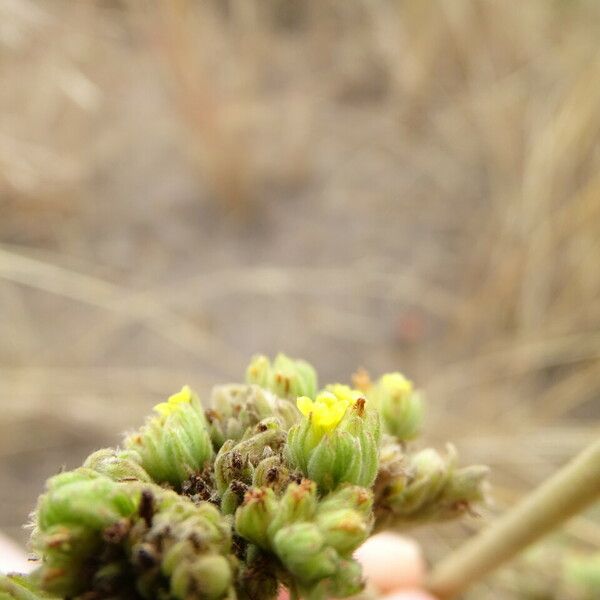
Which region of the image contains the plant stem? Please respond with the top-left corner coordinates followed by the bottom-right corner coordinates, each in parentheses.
top-left (427, 438), bottom-right (600, 599)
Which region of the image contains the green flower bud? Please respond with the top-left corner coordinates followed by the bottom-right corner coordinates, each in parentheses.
top-left (214, 441), bottom-right (253, 497)
top-left (442, 465), bottom-right (490, 509)
top-left (369, 373), bottom-right (423, 441)
top-left (315, 487), bottom-right (373, 556)
top-left (124, 386), bottom-right (214, 489)
top-left (194, 555), bottom-right (234, 599)
top-left (132, 492), bottom-right (236, 600)
top-left (208, 384), bottom-right (300, 449)
top-left (220, 481), bottom-right (249, 515)
top-left (246, 354), bottom-right (318, 400)
top-left (235, 488), bottom-right (278, 549)
top-left (336, 401), bottom-right (381, 485)
top-left (272, 523), bottom-right (337, 584)
top-left (35, 470), bottom-right (139, 533)
top-left (83, 448), bottom-right (152, 482)
top-left (252, 454), bottom-right (294, 494)
top-left (167, 550), bottom-right (233, 600)
top-left (268, 480), bottom-right (318, 536)
top-left (318, 485), bottom-right (374, 518)
top-left (315, 509), bottom-right (369, 555)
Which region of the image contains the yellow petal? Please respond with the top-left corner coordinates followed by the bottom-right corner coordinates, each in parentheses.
top-left (153, 385), bottom-right (193, 417)
top-left (327, 384), bottom-right (364, 407)
top-left (297, 396), bottom-right (314, 417)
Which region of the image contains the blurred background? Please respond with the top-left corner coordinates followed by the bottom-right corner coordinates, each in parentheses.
top-left (1, 1), bottom-right (599, 596)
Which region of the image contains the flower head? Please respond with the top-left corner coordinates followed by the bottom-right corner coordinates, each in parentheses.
top-left (289, 387), bottom-right (379, 492)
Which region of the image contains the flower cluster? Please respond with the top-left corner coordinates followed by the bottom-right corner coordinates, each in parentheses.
top-left (30, 469), bottom-right (236, 599)
top-left (2, 354), bottom-right (488, 600)
top-left (235, 481), bottom-right (373, 599)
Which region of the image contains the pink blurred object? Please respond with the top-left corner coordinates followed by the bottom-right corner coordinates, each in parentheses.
top-left (0, 533), bottom-right (32, 573)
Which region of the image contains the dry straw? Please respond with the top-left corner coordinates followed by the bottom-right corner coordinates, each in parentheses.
top-left (428, 439), bottom-right (600, 599)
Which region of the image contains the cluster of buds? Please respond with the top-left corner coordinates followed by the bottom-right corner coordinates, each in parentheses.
top-left (214, 420), bottom-right (289, 514)
top-left (235, 480), bottom-right (372, 599)
top-left (30, 469), bottom-right (236, 600)
top-left (2, 354), bottom-right (488, 600)
top-left (207, 384), bottom-right (299, 449)
top-left (374, 438), bottom-right (488, 529)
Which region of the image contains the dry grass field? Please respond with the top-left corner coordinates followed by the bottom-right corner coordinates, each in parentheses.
top-left (1, 1), bottom-right (599, 597)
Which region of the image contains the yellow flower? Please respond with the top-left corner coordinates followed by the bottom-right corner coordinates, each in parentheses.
top-left (296, 385), bottom-right (364, 432)
top-left (153, 385), bottom-right (194, 418)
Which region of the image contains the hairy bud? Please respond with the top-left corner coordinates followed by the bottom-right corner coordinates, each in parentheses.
top-left (369, 372), bottom-right (423, 441)
top-left (83, 448), bottom-right (152, 482)
top-left (235, 488), bottom-right (278, 550)
top-left (246, 354), bottom-right (318, 400)
top-left (124, 386), bottom-right (214, 489)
